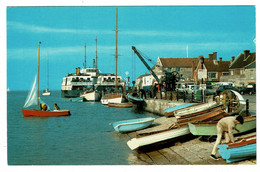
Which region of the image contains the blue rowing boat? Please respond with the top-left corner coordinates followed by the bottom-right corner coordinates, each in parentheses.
top-left (111, 117), bottom-right (155, 133)
top-left (127, 93), bottom-right (144, 103)
top-left (164, 103), bottom-right (197, 117)
top-left (70, 97), bottom-right (84, 102)
top-left (217, 135), bottom-right (256, 163)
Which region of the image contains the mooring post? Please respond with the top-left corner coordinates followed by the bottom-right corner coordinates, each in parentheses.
top-left (246, 99), bottom-right (249, 116)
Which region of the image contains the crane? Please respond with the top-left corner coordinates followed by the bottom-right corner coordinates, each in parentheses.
top-left (132, 46), bottom-right (161, 84)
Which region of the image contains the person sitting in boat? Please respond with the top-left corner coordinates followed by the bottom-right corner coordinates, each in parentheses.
top-left (54, 103), bottom-right (60, 110)
top-left (40, 104), bottom-right (48, 111)
top-left (210, 114), bottom-right (244, 160)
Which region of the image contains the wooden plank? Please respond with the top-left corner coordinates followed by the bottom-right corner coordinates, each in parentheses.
top-left (146, 150), bottom-right (170, 165)
top-left (177, 108), bottom-right (225, 124)
top-left (158, 147), bottom-right (190, 165)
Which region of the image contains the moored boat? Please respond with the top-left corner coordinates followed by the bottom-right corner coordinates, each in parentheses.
top-left (188, 116), bottom-right (256, 136)
top-left (80, 90), bottom-right (101, 101)
top-left (42, 52), bottom-right (51, 96)
top-left (108, 102), bottom-right (133, 108)
top-left (70, 97), bottom-right (84, 102)
top-left (101, 93), bottom-right (125, 105)
top-left (127, 93), bottom-right (144, 103)
top-left (112, 117), bottom-right (155, 133)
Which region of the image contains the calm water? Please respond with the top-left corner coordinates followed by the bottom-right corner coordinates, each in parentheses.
top-left (7, 91), bottom-right (157, 165)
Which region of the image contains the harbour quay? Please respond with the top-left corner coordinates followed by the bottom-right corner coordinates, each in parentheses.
top-left (121, 95), bottom-right (256, 165)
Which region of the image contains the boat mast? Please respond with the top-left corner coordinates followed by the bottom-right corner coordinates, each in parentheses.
top-left (95, 36), bottom-right (98, 70)
top-left (84, 43), bottom-right (86, 69)
top-left (115, 8), bottom-right (118, 93)
top-left (47, 51), bottom-right (49, 91)
top-left (37, 41), bottom-right (41, 110)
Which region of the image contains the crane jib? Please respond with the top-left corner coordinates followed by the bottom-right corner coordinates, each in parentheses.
top-left (132, 46), bottom-right (161, 84)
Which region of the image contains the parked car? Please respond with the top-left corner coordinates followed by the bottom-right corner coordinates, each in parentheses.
top-left (216, 85), bottom-right (239, 95)
top-left (244, 83), bottom-right (256, 95)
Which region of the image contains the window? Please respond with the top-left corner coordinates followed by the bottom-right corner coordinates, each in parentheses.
top-left (176, 67), bottom-right (180, 71)
top-left (222, 72), bottom-right (229, 76)
top-left (208, 72), bottom-right (217, 79)
top-left (167, 67), bottom-right (172, 72)
top-left (250, 70), bottom-right (255, 80)
top-left (231, 70), bottom-right (234, 76)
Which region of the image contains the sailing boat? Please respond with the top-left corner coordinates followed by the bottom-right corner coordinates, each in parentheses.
top-left (42, 52), bottom-right (51, 96)
top-left (101, 8), bottom-right (125, 105)
top-left (22, 42), bottom-right (70, 117)
top-left (80, 39), bottom-right (101, 102)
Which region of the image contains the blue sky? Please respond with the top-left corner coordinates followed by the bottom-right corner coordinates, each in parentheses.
top-left (6, 6), bottom-right (256, 91)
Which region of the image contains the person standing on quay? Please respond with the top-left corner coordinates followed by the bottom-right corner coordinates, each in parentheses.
top-left (210, 114), bottom-right (244, 160)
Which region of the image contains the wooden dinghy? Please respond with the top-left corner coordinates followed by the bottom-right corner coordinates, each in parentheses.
top-left (111, 117), bottom-right (155, 133)
top-left (173, 101), bottom-right (218, 117)
top-left (127, 105), bottom-right (228, 151)
top-left (108, 102), bottom-right (133, 108)
top-left (217, 135), bottom-right (256, 163)
top-left (176, 107), bottom-right (227, 125)
top-left (127, 126), bottom-right (190, 151)
top-left (22, 42), bottom-right (71, 117)
top-left (188, 116), bottom-right (256, 136)
top-left (22, 109), bottom-right (70, 117)
top-left (164, 103), bottom-right (198, 117)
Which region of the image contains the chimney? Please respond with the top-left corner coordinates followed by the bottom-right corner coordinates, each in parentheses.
top-left (219, 57), bottom-right (222, 62)
top-left (213, 52), bottom-right (217, 60)
top-left (244, 50), bottom-right (250, 60)
top-left (231, 56), bottom-right (235, 62)
top-left (208, 53), bottom-right (213, 60)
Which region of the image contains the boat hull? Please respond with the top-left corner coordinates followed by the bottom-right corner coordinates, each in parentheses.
top-left (101, 94), bottom-right (124, 105)
top-left (217, 135), bottom-right (256, 163)
top-left (108, 102), bottom-right (133, 108)
top-left (127, 126), bottom-right (190, 150)
top-left (188, 116), bottom-right (256, 136)
top-left (42, 92), bottom-right (51, 96)
top-left (22, 109), bottom-right (71, 117)
top-left (70, 97), bottom-right (84, 102)
top-left (164, 103), bottom-right (197, 117)
top-left (80, 91), bottom-right (101, 101)
top-left (61, 90), bottom-right (83, 98)
top-left (127, 94), bottom-right (144, 104)
top-left (112, 117), bottom-right (155, 133)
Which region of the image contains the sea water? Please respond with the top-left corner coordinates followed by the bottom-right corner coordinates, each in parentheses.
top-left (7, 91), bottom-right (157, 165)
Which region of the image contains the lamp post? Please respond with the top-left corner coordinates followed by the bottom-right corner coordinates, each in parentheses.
top-left (200, 56), bottom-right (204, 102)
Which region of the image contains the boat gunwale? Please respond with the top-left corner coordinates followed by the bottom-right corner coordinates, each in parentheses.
top-left (113, 117), bottom-right (155, 129)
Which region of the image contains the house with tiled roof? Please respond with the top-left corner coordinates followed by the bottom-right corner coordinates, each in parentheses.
top-left (153, 57), bottom-right (199, 82)
top-left (222, 50), bottom-right (256, 86)
top-left (194, 52), bottom-right (231, 84)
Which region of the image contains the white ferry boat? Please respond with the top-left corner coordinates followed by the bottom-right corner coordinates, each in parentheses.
top-left (61, 67), bottom-right (125, 98)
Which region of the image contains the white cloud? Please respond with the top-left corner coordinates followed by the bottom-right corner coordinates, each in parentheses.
top-left (7, 21), bottom-right (112, 34)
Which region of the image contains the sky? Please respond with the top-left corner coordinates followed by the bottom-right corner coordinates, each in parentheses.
top-left (6, 5), bottom-right (256, 91)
